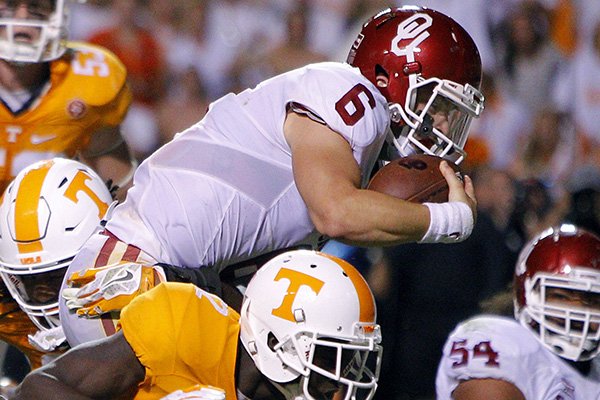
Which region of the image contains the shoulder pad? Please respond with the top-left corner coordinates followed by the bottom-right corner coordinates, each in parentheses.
top-left (450, 315), bottom-right (542, 356)
top-left (52, 41), bottom-right (129, 107)
top-left (438, 316), bottom-right (544, 392)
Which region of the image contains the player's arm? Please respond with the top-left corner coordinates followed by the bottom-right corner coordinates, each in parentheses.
top-left (79, 125), bottom-right (136, 202)
top-left (285, 112), bottom-right (474, 246)
top-left (12, 331), bottom-right (144, 400)
top-left (452, 378), bottom-right (526, 400)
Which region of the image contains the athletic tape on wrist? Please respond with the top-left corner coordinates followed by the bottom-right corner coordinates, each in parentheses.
top-left (419, 202), bottom-right (474, 244)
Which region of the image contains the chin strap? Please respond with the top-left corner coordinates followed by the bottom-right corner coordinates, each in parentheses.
top-left (114, 158), bottom-right (138, 190)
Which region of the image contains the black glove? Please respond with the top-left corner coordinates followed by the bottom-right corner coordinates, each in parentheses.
top-left (156, 263), bottom-right (222, 298)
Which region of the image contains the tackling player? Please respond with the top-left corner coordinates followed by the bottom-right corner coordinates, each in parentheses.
top-left (0, 0), bottom-right (136, 370)
top-left (59, 6), bottom-right (485, 346)
top-left (13, 250), bottom-right (383, 400)
top-left (0, 158), bottom-right (115, 369)
top-left (436, 224), bottom-right (600, 399)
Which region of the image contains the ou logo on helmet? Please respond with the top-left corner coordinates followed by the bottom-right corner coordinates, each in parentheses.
top-left (391, 13), bottom-right (433, 63)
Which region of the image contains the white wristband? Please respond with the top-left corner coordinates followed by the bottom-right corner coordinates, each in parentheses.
top-left (419, 202), bottom-right (474, 244)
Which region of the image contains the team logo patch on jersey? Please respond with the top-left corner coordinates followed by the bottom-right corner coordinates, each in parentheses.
top-left (67, 99), bottom-right (87, 119)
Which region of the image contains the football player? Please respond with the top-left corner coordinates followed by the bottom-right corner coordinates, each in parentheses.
top-left (0, 158), bottom-right (115, 370)
top-left (13, 250), bottom-right (383, 400)
top-left (0, 0), bottom-right (136, 198)
top-left (0, 0), bottom-right (136, 369)
top-left (59, 6), bottom-right (485, 346)
top-left (436, 224), bottom-right (600, 399)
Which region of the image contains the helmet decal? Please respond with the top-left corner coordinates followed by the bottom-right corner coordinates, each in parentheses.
top-left (11, 161), bottom-right (110, 262)
top-left (391, 13), bottom-right (433, 62)
top-left (13, 159), bottom-right (53, 256)
top-left (271, 267), bottom-right (324, 322)
top-left (63, 169), bottom-right (110, 220)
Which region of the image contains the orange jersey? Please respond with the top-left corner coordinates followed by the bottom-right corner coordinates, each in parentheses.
top-left (0, 41), bottom-right (132, 191)
top-left (120, 282), bottom-right (240, 400)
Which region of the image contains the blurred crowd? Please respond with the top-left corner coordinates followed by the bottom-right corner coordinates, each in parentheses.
top-left (59, 0), bottom-right (600, 399)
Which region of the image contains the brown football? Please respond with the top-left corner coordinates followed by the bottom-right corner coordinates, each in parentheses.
top-left (367, 154), bottom-right (461, 203)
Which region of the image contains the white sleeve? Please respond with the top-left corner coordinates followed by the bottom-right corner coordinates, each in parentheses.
top-left (289, 63), bottom-right (389, 151)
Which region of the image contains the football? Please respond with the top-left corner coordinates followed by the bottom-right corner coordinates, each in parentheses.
top-left (367, 154), bottom-right (461, 203)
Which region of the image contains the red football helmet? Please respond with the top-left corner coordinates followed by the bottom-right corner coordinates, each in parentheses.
top-left (348, 6), bottom-right (484, 164)
top-left (514, 224), bottom-right (600, 361)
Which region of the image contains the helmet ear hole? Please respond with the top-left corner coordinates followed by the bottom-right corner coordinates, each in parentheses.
top-left (375, 65), bottom-right (389, 88)
top-left (267, 332), bottom-right (279, 351)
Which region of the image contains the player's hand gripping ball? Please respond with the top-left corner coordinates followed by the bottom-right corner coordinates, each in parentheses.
top-left (368, 154), bottom-right (462, 203)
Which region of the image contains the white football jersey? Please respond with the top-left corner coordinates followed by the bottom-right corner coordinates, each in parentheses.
top-left (104, 62), bottom-right (389, 271)
top-left (436, 315), bottom-right (600, 400)
top-left (59, 62), bottom-right (389, 348)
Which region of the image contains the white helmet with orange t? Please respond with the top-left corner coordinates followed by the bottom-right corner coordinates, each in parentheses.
top-left (0, 158), bottom-right (114, 333)
top-left (240, 249), bottom-right (382, 400)
top-left (0, 0), bottom-right (70, 63)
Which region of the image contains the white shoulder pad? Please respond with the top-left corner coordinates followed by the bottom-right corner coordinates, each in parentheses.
top-left (436, 315), bottom-right (545, 399)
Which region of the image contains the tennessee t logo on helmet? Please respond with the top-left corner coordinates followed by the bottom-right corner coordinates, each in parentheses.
top-left (271, 267), bottom-right (324, 322)
top-left (0, 157), bottom-right (114, 334)
top-left (240, 249), bottom-right (382, 400)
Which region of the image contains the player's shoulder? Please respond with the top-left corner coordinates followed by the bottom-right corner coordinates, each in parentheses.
top-left (51, 41), bottom-right (128, 106)
top-left (66, 42), bottom-right (126, 71)
top-left (448, 315), bottom-right (542, 353)
top-left (132, 281), bottom-right (199, 306)
top-left (453, 315), bottom-right (533, 339)
top-left (436, 315), bottom-right (550, 399)
top-left (302, 61), bottom-right (359, 75)
top-left (120, 281), bottom-right (235, 340)
top-left (297, 61), bottom-right (376, 89)
top-left (279, 61), bottom-right (388, 133)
